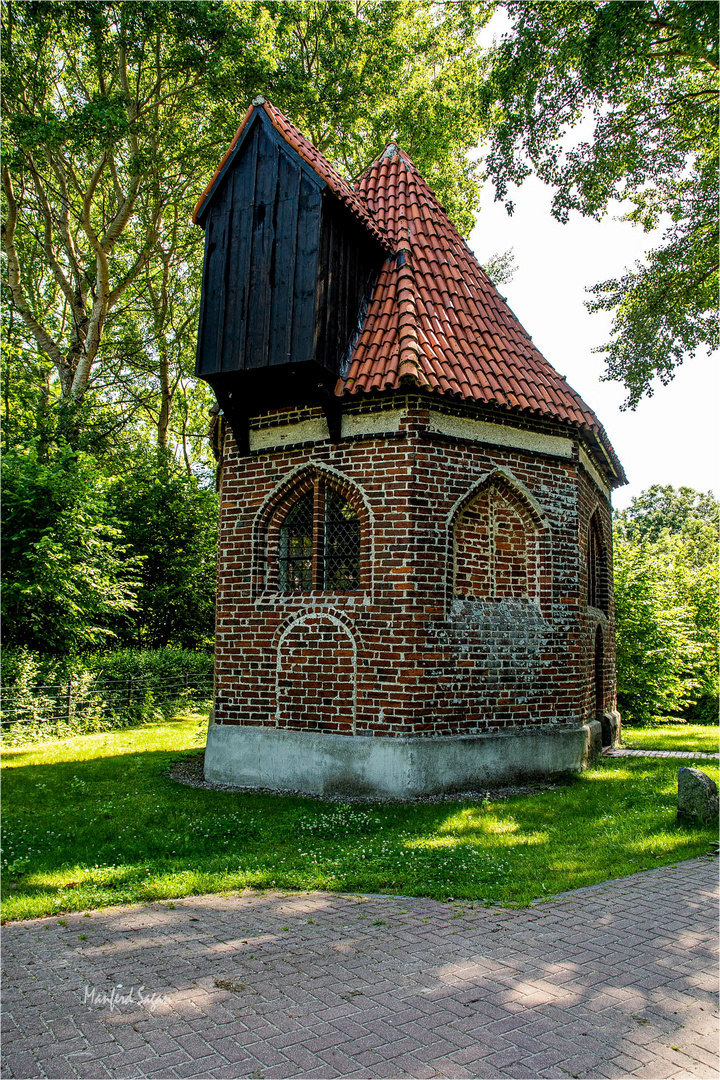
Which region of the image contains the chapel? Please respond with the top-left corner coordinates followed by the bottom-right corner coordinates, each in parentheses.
top-left (193, 97), bottom-right (625, 797)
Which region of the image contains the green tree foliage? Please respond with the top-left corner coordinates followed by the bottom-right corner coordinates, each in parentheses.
top-left (482, 1), bottom-right (719, 407)
top-left (109, 451), bottom-right (218, 650)
top-left (615, 482), bottom-right (719, 542)
top-left (614, 486), bottom-right (719, 723)
top-left (1, 333), bottom-right (218, 653)
top-left (1, 441), bottom-right (141, 652)
top-left (614, 536), bottom-right (701, 723)
top-left (1, 438), bottom-right (218, 653)
top-left (2, 0), bottom-right (491, 434)
top-left (266, 0), bottom-right (490, 234)
top-left (481, 247), bottom-right (517, 286)
top-left (1, 0), bottom-right (272, 418)
top-left (1, 1), bottom-right (493, 655)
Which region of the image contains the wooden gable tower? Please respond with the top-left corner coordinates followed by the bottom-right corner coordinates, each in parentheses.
top-left (194, 99), bottom-right (388, 451)
top-left (194, 99), bottom-right (625, 797)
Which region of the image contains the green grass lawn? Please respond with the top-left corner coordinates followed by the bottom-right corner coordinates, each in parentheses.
top-left (2, 716), bottom-right (717, 922)
top-left (622, 723), bottom-right (719, 754)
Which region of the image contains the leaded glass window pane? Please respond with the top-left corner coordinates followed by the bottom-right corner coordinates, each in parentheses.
top-left (279, 490), bottom-right (314, 592)
top-left (324, 488), bottom-right (360, 589)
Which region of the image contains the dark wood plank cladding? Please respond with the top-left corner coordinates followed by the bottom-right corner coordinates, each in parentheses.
top-left (267, 145), bottom-right (301, 366)
top-left (197, 187), bottom-right (229, 377)
top-left (290, 174), bottom-right (322, 367)
top-left (313, 196), bottom-right (380, 376)
top-left (245, 126), bottom-right (278, 369)
top-left (222, 124), bottom-right (257, 372)
top-left (196, 110), bottom-right (383, 386)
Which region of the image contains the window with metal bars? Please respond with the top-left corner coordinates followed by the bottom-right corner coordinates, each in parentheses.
top-left (278, 490), bottom-right (314, 592)
top-left (277, 482), bottom-right (361, 593)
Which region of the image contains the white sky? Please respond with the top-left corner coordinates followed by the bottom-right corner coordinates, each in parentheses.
top-left (468, 12), bottom-right (719, 512)
top-left (468, 181), bottom-right (719, 511)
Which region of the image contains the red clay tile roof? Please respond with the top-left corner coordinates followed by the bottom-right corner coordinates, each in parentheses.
top-left (341, 143), bottom-right (624, 484)
top-left (192, 98), bottom-right (390, 250)
top-left (195, 100), bottom-right (624, 484)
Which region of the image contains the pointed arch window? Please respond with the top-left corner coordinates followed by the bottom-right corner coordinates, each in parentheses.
top-left (278, 481), bottom-right (361, 593)
top-left (324, 487), bottom-right (361, 589)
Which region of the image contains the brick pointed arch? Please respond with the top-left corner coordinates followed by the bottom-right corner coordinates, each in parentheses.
top-left (446, 468), bottom-right (551, 614)
top-left (449, 468), bottom-right (550, 532)
top-left (252, 462), bottom-right (374, 598)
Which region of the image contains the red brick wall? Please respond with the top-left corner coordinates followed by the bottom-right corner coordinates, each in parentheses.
top-left (454, 494), bottom-right (493, 598)
top-left (213, 396), bottom-right (618, 737)
top-left (276, 614), bottom-right (356, 733)
top-left (494, 491), bottom-right (530, 598)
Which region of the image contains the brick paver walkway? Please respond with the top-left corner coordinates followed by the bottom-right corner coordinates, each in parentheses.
top-left (604, 749), bottom-right (719, 760)
top-left (2, 858), bottom-right (717, 1080)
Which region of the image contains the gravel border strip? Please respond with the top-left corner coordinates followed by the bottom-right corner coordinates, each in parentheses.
top-left (168, 752), bottom-right (557, 804)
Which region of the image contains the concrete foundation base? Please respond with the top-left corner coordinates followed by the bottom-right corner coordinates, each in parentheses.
top-left (204, 720), bottom-right (602, 798)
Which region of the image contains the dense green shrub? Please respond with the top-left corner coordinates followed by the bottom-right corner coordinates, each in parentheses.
top-left (614, 486), bottom-right (719, 725)
top-left (1, 646), bottom-right (213, 687)
top-left (1, 438), bottom-right (218, 653)
top-left (108, 453), bottom-right (218, 650)
top-left (614, 538), bottom-right (702, 723)
top-left (1, 442), bottom-right (140, 652)
top-left (82, 647), bottom-right (213, 685)
top-left (0, 648), bottom-right (213, 745)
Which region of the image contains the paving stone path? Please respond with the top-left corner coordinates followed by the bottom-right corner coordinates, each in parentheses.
top-left (2, 858), bottom-right (717, 1080)
top-left (604, 749), bottom-right (719, 760)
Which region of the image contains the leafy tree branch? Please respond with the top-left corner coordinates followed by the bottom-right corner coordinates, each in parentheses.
top-left (481, 0), bottom-right (718, 407)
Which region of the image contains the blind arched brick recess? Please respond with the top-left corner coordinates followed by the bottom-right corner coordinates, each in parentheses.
top-left (587, 509), bottom-right (608, 612)
top-left (275, 614), bottom-right (357, 734)
top-left (453, 496), bottom-right (492, 598)
top-left (453, 473), bottom-right (548, 605)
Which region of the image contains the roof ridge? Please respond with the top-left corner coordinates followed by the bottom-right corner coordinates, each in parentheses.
top-left (260, 101), bottom-right (390, 250)
top-left (262, 102), bottom-right (359, 211)
top-left (193, 98), bottom-right (390, 250)
top-left (346, 141), bottom-right (625, 484)
top-left (396, 245), bottom-right (428, 388)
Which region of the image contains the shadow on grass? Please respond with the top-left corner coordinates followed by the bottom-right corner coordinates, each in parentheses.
top-left (3, 746), bottom-right (717, 920)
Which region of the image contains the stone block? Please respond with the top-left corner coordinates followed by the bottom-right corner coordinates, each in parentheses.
top-left (601, 710), bottom-right (622, 748)
top-left (677, 767), bottom-right (719, 824)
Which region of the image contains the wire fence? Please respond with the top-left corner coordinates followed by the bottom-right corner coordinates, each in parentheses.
top-left (1, 672), bottom-right (214, 742)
